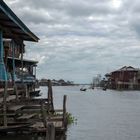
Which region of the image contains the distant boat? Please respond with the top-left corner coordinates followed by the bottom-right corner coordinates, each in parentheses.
top-left (80, 88), bottom-right (87, 91)
top-left (102, 87), bottom-right (107, 91)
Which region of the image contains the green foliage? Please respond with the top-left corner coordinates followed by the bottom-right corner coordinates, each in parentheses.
top-left (66, 113), bottom-right (77, 125)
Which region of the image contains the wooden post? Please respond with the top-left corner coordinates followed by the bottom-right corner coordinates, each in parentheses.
top-left (21, 43), bottom-right (24, 83)
top-left (11, 41), bottom-right (19, 101)
top-left (47, 80), bottom-right (54, 112)
top-left (46, 123), bottom-right (55, 140)
top-left (4, 42), bottom-right (9, 127)
top-left (41, 101), bottom-right (55, 140)
top-left (0, 30), bottom-right (8, 126)
top-left (14, 85), bottom-right (18, 101)
top-left (41, 101), bottom-right (47, 128)
top-left (3, 80), bottom-right (8, 127)
top-left (25, 84), bottom-right (28, 98)
top-left (63, 95), bottom-right (67, 128)
top-left (34, 65), bottom-right (37, 91)
top-left (34, 65), bottom-right (36, 79)
top-left (4, 46), bottom-right (9, 70)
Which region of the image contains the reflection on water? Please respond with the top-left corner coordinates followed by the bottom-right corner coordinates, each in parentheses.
top-left (1, 86), bottom-right (140, 140)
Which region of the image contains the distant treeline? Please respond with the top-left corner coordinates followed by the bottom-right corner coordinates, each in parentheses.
top-left (39, 79), bottom-right (75, 86)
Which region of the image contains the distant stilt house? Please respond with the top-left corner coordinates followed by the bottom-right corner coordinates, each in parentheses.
top-left (106, 66), bottom-right (140, 90)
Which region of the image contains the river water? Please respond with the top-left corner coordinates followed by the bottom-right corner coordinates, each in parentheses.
top-left (1, 86), bottom-right (140, 140)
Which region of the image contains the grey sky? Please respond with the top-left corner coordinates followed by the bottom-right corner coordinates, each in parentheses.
top-left (4, 0), bottom-right (140, 83)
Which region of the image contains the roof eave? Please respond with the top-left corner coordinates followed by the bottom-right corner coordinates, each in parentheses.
top-left (0, 0), bottom-right (39, 42)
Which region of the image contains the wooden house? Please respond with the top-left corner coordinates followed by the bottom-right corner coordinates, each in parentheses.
top-left (107, 66), bottom-right (140, 90)
top-left (0, 0), bottom-right (39, 91)
top-left (0, 2), bottom-right (68, 137)
top-left (0, 0), bottom-right (39, 127)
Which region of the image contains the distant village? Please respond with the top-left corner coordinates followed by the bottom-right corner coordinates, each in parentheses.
top-left (39, 66), bottom-right (140, 90)
top-left (39, 79), bottom-right (75, 86)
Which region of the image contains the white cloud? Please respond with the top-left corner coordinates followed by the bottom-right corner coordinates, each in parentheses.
top-left (4, 0), bottom-right (140, 83)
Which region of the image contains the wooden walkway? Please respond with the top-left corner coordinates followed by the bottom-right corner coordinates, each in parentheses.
top-left (8, 105), bottom-right (24, 112)
top-left (0, 95), bottom-right (16, 104)
top-left (0, 80), bottom-right (68, 140)
top-left (0, 88), bottom-right (14, 93)
top-left (16, 113), bottom-right (37, 120)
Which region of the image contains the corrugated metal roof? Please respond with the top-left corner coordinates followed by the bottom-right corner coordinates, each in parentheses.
top-left (0, 0), bottom-right (39, 42)
top-left (111, 66), bottom-right (139, 73)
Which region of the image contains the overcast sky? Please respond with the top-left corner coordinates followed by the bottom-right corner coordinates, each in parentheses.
top-left (4, 0), bottom-right (140, 83)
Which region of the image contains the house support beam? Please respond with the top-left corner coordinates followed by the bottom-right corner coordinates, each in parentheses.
top-left (0, 29), bottom-right (8, 127)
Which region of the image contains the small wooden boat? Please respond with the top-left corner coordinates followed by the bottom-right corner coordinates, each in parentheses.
top-left (102, 87), bottom-right (107, 91)
top-left (80, 88), bottom-right (87, 91)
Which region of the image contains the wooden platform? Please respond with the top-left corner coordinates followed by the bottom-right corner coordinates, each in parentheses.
top-left (0, 113), bottom-right (16, 117)
top-left (12, 98), bottom-right (48, 105)
top-left (16, 113), bottom-right (37, 120)
top-left (0, 95), bottom-right (16, 104)
top-left (30, 121), bottom-right (64, 133)
top-left (8, 105), bottom-right (24, 112)
top-left (47, 115), bottom-right (63, 122)
top-left (0, 123), bottom-right (31, 132)
top-left (0, 88), bottom-right (14, 93)
top-left (0, 80), bottom-right (67, 137)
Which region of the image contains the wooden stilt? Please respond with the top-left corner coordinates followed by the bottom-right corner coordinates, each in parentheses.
top-left (63, 95), bottom-right (67, 128)
top-left (11, 41), bottom-right (19, 101)
top-left (46, 123), bottom-right (55, 140)
top-left (14, 84), bottom-right (19, 101)
top-left (0, 30), bottom-right (8, 127)
top-left (21, 43), bottom-right (24, 83)
top-left (48, 80), bottom-right (54, 112)
top-left (3, 81), bottom-right (7, 127)
top-left (41, 101), bottom-right (47, 128)
top-left (25, 84), bottom-right (28, 98)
